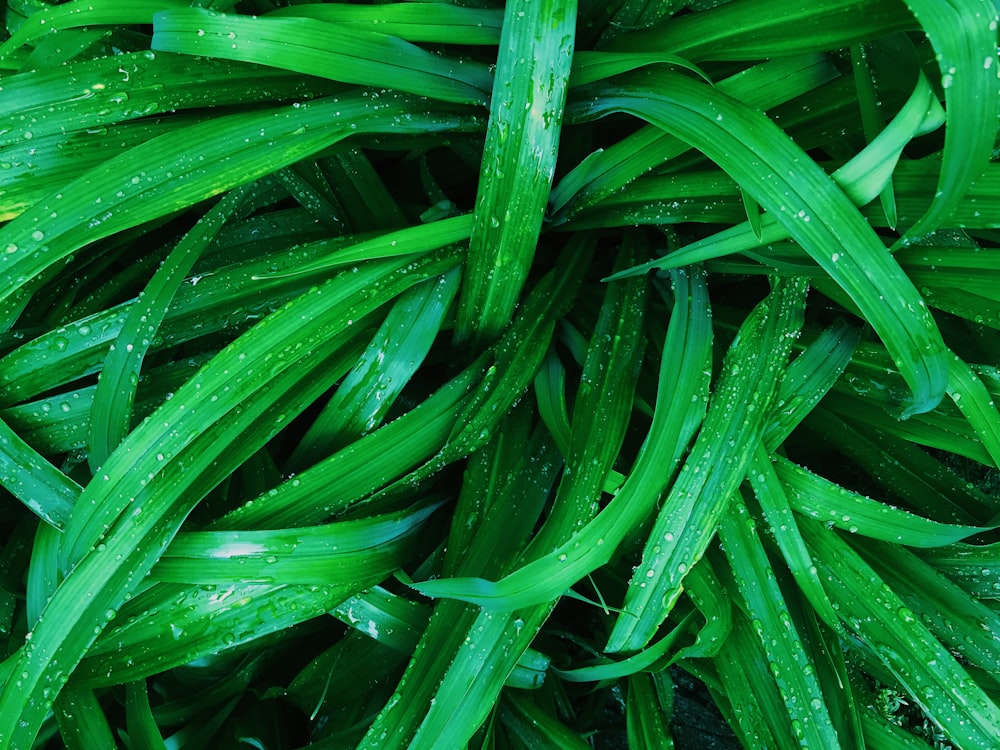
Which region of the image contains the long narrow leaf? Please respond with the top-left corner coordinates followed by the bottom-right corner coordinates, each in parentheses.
top-left (582, 69), bottom-right (948, 415)
top-left (152, 8), bottom-right (492, 105)
top-left (606, 278), bottom-right (807, 651)
top-left (453, 0), bottom-right (576, 348)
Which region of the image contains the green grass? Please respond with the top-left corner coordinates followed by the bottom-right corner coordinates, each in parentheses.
top-left (0, 0), bottom-right (999, 747)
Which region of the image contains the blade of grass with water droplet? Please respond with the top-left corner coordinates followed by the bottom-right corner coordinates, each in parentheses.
top-left (707, 608), bottom-right (788, 750)
top-left (318, 149), bottom-right (407, 233)
top-left (740, 187), bottom-right (763, 240)
top-left (506, 647), bottom-right (551, 690)
top-left (288, 268), bottom-right (459, 469)
top-left (775, 454), bottom-right (992, 545)
top-left (219, 241), bottom-right (589, 533)
top-left (606, 277), bottom-right (806, 652)
top-left (894, 240), bottom-right (1000, 323)
top-left (364, 245), bottom-right (642, 748)
top-left (584, 69), bottom-right (948, 416)
top-left (602, 68), bottom-right (942, 274)
top-left (52, 685), bottom-right (118, 750)
top-left (946, 352), bottom-right (1000, 469)
top-left (0, 228), bottom-right (413, 407)
top-left (283, 630), bottom-right (405, 724)
top-left (152, 500), bottom-right (440, 585)
top-left (671, 557), bottom-right (731, 662)
top-left (862, 403), bottom-right (994, 468)
top-left (763, 319), bottom-right (860, 448)
top-left (254, 213), bottom-right (473, 280)
top-left (0, 52), bottom-right (339, 153)
top-left (500, 692), bottom-right (591, 750)
top-left (0, 305), bottom-right (135, 407)
top-left (0, 416), bottom-right (79, 529)
top-left (747, 445), bottom-right (840, 630)
top-left (860, 710), bottom-right (938, 749)
top-left (273, 163), bottom-right (345, 230)
top-left (533, 344), bottom-right (572, 458)
top-left (552, 54), bottom-right (840, 220)
top-left (852, 43), bottom-right (898, 229)
top-left (523, 244), bottom-right (647, 557)
top-left (853, 536), bottom-right (1000, 679)
top-left (568, 51), bottom-right (709, 87)
top-left (20, 27), bottom-right (110, 71)
top-left (356, 410), bottom-right (559, 750)
top-left (125, 681), bottom-right (169, 750)
top-left (152, 8), bottom-right (491, 106)
top-left (0, 249), bottom-right (460, 747)
top-left (1, 119), bottom-right (194, 223)
top-left (412, 265), bottom-right (711, 608)
top-left (918, 541), bottom-right (1000, 599)
top-left (151, 653), bottom-right (264, 727)
top-left (803, 405), bottom-right (997, 522)
top-left (88, 184), bottom-right (251, 472)
top-left (64, 250), bottom-right (459, 569)
top-left (332, 586), bottom-right (428, 654)
top-left (0, 94), bottom-right (481, 312)
top-left (453, 0), bottom-right (576, 348)
top-left (898, 0), bottom-right (1000, 242)
top-left (1, 358), bottom-right (207, 458)
top-left (799, 518), bottom-right (1000, 747)
top-left (553, 613), bottom-right (694, 683)
top-left (718, 492), bottom-right (843, 749)
top-left (73, 582), bottom-right (351, 688)
top-left (799, 598), bottom-right (866, 750)
top-left (626, 672), bottom-right (675, 750)
top-left (26, 522), bottom-right (60, 626)
top-left (443, 240), bottom-right (592, 456)
top-left (0, 0), bottom-right (189, 62)
top-left (215, 362), bottom-right (482, 531)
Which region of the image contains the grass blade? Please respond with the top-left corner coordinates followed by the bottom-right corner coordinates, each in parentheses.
top-left (453, 0), bottom-right (576, 348)
top-left (0, 93), bottom-right (480, 311)
top-left (800, 519), bottom-right (1000, 747)
top-left (718, 492), bottom-right (843, 749)
top-left (587, 70), bottom-right (948, 415)
top-left (88, 184), bottom-right (250, 471)
top-left (287, 268), bottom-right (459, 468)
top-left (898, 0), bottom-right (1000, 241)
top-left (604, 0), bottom-right (916, 60)
top-left (0, 416), bottom-right (79, 530)
top-left (626, 672), bottom-right (674, 750)
top-left (413, 265), bottom-right (711, 608)
top-left (125, 681), bottom-right (169, 750)
top-left (776, 455), bottom-right (992, 546)
top-left (265, 3), bottom-right (504, 45)
top-left (606, 277), bottom-right (807, 651)
top-left (52, 685), bottom-right (117, 750)
top-left (152, 8), bottom-right (492, 105)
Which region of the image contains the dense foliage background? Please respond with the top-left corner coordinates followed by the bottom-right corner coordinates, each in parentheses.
top-left (1, 0), bottom-right (999, 747)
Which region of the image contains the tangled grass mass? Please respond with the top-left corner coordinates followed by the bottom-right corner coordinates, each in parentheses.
top-left (1, 0), bottom-right (1000, 747)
